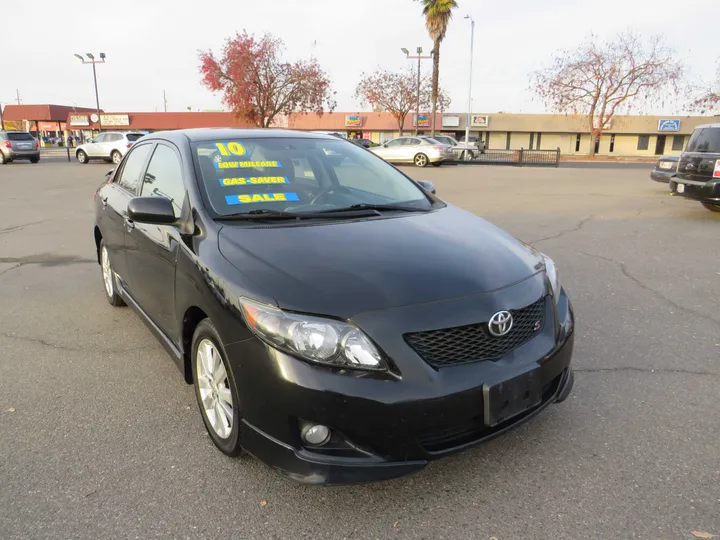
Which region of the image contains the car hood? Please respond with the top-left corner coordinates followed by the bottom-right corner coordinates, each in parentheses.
top-left (218, 205), bottom-right (544, 318)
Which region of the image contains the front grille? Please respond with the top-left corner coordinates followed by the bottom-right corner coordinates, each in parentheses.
top-left (404, 297), bottom-right (546, 368)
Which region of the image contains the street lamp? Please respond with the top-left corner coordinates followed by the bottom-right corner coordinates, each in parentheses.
top-left (463, 15), bottom-right (475, 160)
top-left (74, 52), bottom-right (106, 133)
top-left (401, 46), bottom-right (433, 136)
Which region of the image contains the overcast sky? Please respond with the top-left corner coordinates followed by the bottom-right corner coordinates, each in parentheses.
top-left (3, 0), bottom-right (718, 115)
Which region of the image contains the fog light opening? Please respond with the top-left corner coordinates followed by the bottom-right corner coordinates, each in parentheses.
top-left (301, 424), bottom-right (331, 446)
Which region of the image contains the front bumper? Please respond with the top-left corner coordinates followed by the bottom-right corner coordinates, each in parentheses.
top-left (225, 284), bottom-right (575, 485)
top-left (670, 178), bottom-right (720, 203)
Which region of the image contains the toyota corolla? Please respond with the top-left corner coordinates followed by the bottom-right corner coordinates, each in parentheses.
top-left (93, 129), bottom-right (575, 485)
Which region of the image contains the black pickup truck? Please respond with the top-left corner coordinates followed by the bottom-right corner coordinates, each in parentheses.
top-left (670, 123), bottom-right (720, 212)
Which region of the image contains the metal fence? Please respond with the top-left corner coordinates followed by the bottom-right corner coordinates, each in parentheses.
top-left (463, 148), bottom-right (561, 167)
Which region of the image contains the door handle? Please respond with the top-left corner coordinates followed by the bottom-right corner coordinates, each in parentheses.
top-left (124, 218), bottom-right (135, 231)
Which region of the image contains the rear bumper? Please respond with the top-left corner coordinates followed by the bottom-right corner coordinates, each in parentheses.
top-left (2, 149), bottom-right (40, 160)
top-left (670, 179), bottom-right (720, 203)
top-left (650, 170), bottom-right (675, 183)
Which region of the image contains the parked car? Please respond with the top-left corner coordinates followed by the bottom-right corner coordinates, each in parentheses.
top-left (351, 138), bottom-right (378, 149)
top-left (76, 132), bottom-right (145, 165)
top-left (421, 135), bottom-right (475, 160)
top-left (650, 154), bottom-right (680, 183)
top-left (457, 135), bottom-right (485, 154)
top-left (93, 129), bottom-right (574, 484)
top-left (669, 123), bottom-right (720, 212)
top-left (370, 136), bottom-right (454, 167)
top-left (0, 131), bottom-right (40, 164)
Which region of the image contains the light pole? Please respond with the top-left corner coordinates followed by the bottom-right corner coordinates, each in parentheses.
top-left (401, 47), bottom-right (433, 136)
top-left (463, 15), bottom-right (475, 160)
top-left (74, 52), bottom-right (106, 133)
top-left (0, 102), bottom-right (5, 131)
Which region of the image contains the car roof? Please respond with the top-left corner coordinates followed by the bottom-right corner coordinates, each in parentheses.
top-left (694, 123), bottom-right (720, 130)
top-left (141, 128), bottom-right (341, 144)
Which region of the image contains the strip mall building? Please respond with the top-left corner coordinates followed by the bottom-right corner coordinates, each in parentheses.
top-left (3, 104), bottom-right (718, 158)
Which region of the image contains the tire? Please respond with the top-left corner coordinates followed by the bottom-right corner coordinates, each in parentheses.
top-left (192, 319), bottom-right (243, 456)
top-left (100, 240), bottom-right (126, 307)
top-left (414, 153), bottom-right (429, 167)
top-left (77, 150), bottom-right (88, 164)
top-left (702, 202), bottom-right (720, 212)
top-left (30, 156), bottom-right (40, 164)
top-left (111, 151), bottom-right (122, 165)
top-left (0, 152), bottom-right (6, 165)
top-left (460, 150), bottom-right (474, 161)
top-left (431, 162), bottom-right (442, 167)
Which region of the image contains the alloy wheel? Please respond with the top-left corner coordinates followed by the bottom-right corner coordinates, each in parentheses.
top-left (112, 152), bottom-right (122, 164)
top-left (414, 154), bottom-right (428, 167)
top-left (101, 246), bottom-right (114, 297)
top-left (196, 339), bottom-right (234, 439)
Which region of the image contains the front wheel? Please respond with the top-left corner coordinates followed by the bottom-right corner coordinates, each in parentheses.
top-left (192, 319), bottom-right (243, 456)
top-left (100, 240), bottom-right (125, 307)
top-left (77, 150), bottom-right (88, 164)
top-left (414, 153), bottom-right (429, 167)
top-left (111, 151), bottom-right (122, 164)
top-left (701, 202), bottom-right (720, 212)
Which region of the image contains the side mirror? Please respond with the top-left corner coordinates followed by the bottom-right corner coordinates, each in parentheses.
top-left (383, 143), bottom-right (389, 148)
top-left (418, 181), bottom-right (436, 195)
top-left (127, 197), bottom-right (176, 224)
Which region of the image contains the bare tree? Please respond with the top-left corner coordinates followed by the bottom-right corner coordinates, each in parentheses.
top-left (354, 68), bottom-right (450, 135)
top-left (532, 32), bottom-right (684, 155)
top-left (689, 61), bottom-right (720, 114)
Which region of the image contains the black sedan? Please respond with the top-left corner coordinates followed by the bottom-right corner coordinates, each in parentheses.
top-left (93, 129), bottom-right (575, 485)
top-left (650, 154), bottom-right (680, 183)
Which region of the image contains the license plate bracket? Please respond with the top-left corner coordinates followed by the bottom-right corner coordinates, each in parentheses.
top-left (483, 367), bottom-right (542, 427)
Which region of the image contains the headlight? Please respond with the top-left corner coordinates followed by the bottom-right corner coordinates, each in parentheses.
top-left (540, 253), bottom-right (561, 298)
top-left (239, 298), bottom-right (387, 371)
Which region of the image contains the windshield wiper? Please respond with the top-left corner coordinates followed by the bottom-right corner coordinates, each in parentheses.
top-left (317, 203), bottom-right (430, 213)
top-left (215, 208), bottom-right (381, 221)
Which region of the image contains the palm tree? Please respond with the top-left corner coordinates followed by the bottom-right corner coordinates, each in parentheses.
top-left (416, 0), bottom-right (458, 135)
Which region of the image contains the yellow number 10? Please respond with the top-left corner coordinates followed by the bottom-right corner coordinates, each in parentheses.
top-left (215, 142), bottom-right (246, 156)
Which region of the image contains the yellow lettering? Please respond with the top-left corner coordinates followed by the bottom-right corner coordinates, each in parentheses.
top-left (238, 195), bottom-right (251, 203)
top-left (227, 142), bottom-right (246, 156)
top-left (275, 193), bottom-right (287, 201)
top-left (215, 142), bottom-right (230, 156)
top-left (251, 194), bottom-right (264, 202)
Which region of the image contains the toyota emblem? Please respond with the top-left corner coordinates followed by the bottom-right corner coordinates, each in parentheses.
top-left (488, 311), bottom-right (513, 337)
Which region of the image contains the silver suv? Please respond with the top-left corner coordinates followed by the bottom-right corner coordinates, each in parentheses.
top-left (76, 132), bottom-right (145, 164)
top-left (0, 131), bottom-right (40, 164)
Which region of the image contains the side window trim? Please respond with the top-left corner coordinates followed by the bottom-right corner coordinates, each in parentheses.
top-left (116, 142), bottom-right (156, 196)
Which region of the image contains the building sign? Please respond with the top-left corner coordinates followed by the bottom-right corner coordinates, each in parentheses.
top-left (658, 119), bottom-right (680, 132)
top-left (69, 115), bottom-right (90, 126)
top-left (345, 115), bottom-right (363, 127)
top-left (470, 115), bottom-right (489, 128)
top-left (442, 116), bottom-right (460, 128)
top-left (414, 114), bottom-right (431, 128)
top-left (100, 114), bottom-right (130, 127)
top-left (38, 122), bottom-right (66, 131)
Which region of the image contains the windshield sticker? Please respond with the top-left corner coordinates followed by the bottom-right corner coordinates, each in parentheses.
top-left (215, 142), bottom-right (247, 156)
top-left (225, 192), bottom-right (300, 205)
top-left (214, 160), bottom-right (283, 170)
top-left (219, 176), bottom-right (290, 186)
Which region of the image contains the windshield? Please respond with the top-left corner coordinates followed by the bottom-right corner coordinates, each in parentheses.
top-left (193, 137), bottom-right (431, 217)
top-left (685, 128), bottom-right (720, 153)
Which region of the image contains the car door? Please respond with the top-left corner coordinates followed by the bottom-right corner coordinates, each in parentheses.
top-left (101, 133), bottom-right (121, 158)
top-left (401, 138), bottom-right (422, 162)
top-left (378, 138), bottom-right (407, 161)
top-left (123, 142), bottom-right (187, 340)
top-left (85, 133), bottom-right (105, 156)
top-left (99, 142), bottom-right (154, 285)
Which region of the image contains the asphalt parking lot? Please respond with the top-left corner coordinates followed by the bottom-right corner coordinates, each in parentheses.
top-left (1, 160), bottom-right (718, 540)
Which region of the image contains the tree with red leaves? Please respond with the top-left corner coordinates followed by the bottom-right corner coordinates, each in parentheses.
top-left (354, 68), bottom-right (450, 135)
top-left (199, 31), bottom-right (336, 128)
top-left (532, 32), bottom-right (684, 155)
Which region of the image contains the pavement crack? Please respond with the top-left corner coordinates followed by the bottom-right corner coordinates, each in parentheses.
top-left (576, 366), bottom-right (719, 378)
top-left (529, 216), bottom-right (592, 245)
top-left (0, 219), bottom-right (51, 235)
top-left (0, 254), bottom-right (95, 268)
top-left (579, 251), bottom-right (720, 326)
top-left (0, 332), bottom-right (149, 354)
top-left (0, 264), bottom-right (22, 278)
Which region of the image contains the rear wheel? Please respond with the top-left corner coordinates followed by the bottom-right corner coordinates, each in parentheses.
top-left (0, 152), bottom-right (6, 165)
top-left (192, 319), bottom-right (243, 456)
top-left (111, 151), bottom-right (122, 164)
top-left (701, 202), bottom-right (720, 212)
top-left (77, 150), bottom-right (88, 164)
top-left (30, 156), bottom-right (40, 164)
top-left (414, 153), bottom-right (429, 167)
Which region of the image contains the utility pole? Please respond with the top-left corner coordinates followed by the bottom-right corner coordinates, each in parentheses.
top-left (463, 15), bottom-right (475, 160)
top-left (74, 53), bottom-right (106, 133)
top-left (163, 90), bottom-right (168, 113)
top-left (0, 103), bottom-right (5, 131)
top-left (401, 47), bottom-right (433, 136)
top-left (16, 89), bottom-right (21, 105)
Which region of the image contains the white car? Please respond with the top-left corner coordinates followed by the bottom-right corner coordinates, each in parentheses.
top-left (370, 136), bottom-right (454, 167)
top-left (75, 132), bottom-right (145, 164)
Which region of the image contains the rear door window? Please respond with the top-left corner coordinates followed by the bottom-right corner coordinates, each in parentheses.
top-left (686, 128), bottom-right (720, 153)
top-left (8, 133), bottom-right (34, 141)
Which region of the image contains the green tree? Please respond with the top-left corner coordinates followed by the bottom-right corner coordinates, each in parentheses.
top-left (416, 0), bottom-right (458, 135)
